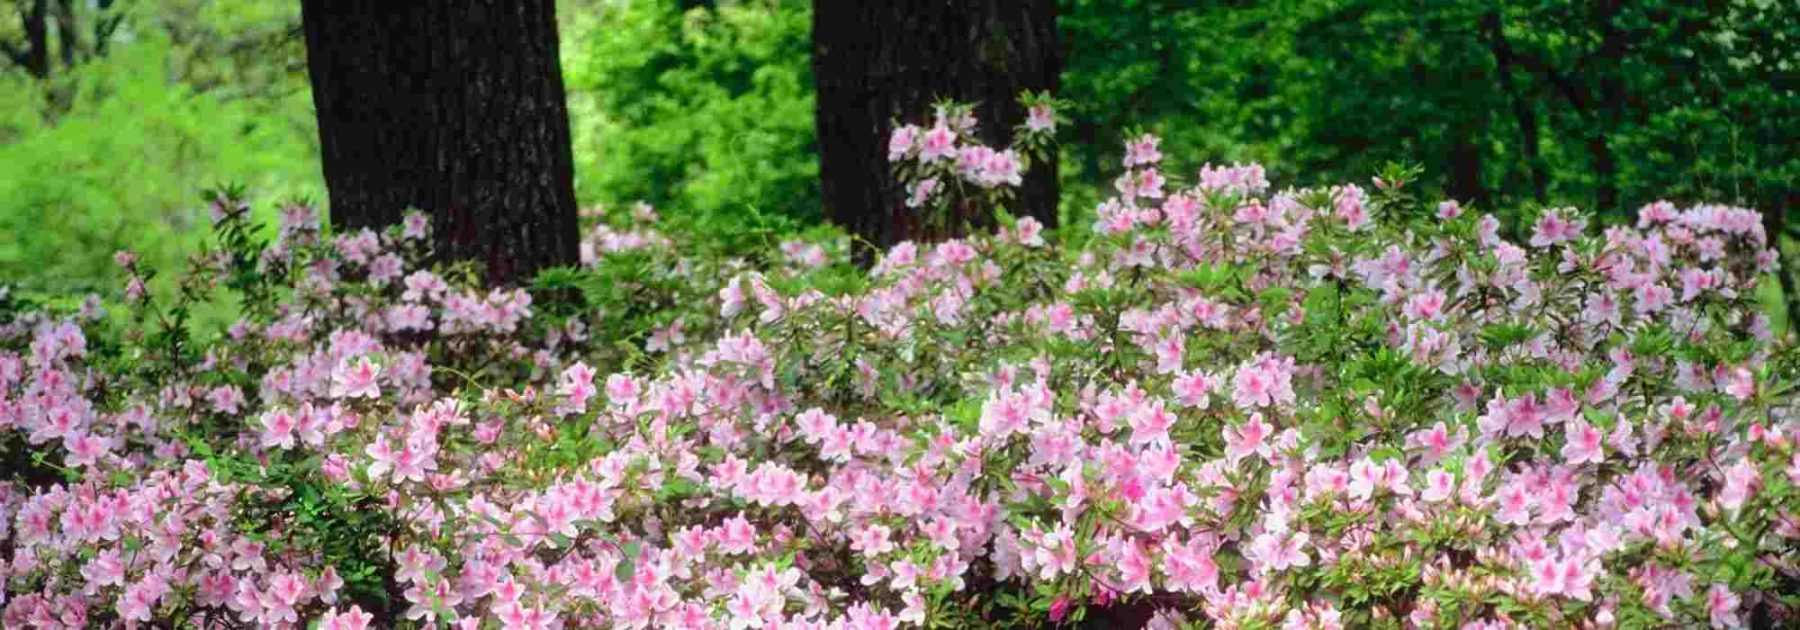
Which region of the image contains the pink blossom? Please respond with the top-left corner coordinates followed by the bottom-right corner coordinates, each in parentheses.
top-left (1561, 420), bottom-right (1605, 466)
top-left (850, 523), bottom-right (894, 558)
top-left (1026, 103), bottom-right (1055, 132)
top-left (330, 356), bottom-right (381, 399)
top-left (402, 212), bottom-right (429, 240)
top-left (1127, 399), bottom-right (1176, 447)
top-left (1420, 469), bottom-right (1455, 503)
top-left (1197, 162), bottom-right (1269, 195)
top-left (1250, 531), bottom-right (1310, 573)
top-left (918, 124), bottom-right (956, 163)
top-left (905, 177), bottom-right (941, 208)
top-left (1171, 370), bottom-right (1215, 408)
top-left (977, 148), bottom-right (1024, 188)
top-left (116, 573), bottom-right (170, 623)
top-left (1530, 209), bottom-right (1586, 247)
top-left (1122, 133), bottom-right (1162, 167)
top-left (605, 373), bottom-right (640, 407)
top-left (1335, 184), bottom-right (1369, 231)
top-left (259, 410), bottom-right (297, 450)
top-left (63, 433), bottom-right (110, 468)
top-left (1224, 413), bottom-right (1273, 466)
top-left (1014, 216), bottom-right (1046, 247)
top-left (887, 124), bottom-right (920, 161)
top-left (1717, 460), bottom-right (1760, 512)
top-left (559, 361), bottom-right (596, 413)
top-left (1231, 355), bottom-right (1295, 410)
top-left (1705, 584), bottom-right (1741, 628)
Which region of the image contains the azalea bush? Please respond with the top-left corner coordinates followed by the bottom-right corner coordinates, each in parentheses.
top-left (5, 112), bottom-right (1800, 629)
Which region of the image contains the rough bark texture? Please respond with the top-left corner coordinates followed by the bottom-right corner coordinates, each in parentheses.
top-left (813, 0), bottom-right (1060, 261)
top-left (300, 0), bottom-right (580, 284)
top-left (1483, 10), bottom-right (1547, 204)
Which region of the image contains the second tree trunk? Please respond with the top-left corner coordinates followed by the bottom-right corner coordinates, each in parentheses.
top-left (813, 0), bottom-right (1060, 258)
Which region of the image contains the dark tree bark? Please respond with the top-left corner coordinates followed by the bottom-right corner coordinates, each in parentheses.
top-left (1586, 132), bottom-right (1619, 216)
top-left (1482, 10), bottom-right (1547, 204)
top-left (300, 0), bottom-right (581, 284)
top-left (1589, 0), bottom-right (1627, 218)
top-left (20, 0), bottom-right (49, 78)
top-left (813, 0), bottom-right (1060, 260)
top-left (1447, 130), bottom-right (1486, 208)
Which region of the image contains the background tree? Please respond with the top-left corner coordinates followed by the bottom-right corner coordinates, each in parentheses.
top-left (1, 0), bottom-right (318, 311)
top-left (5, 0), bottom-right (1796, 325)
top-left (1, 0), bottom-right (126, 80)
top-left (300, 0), bottom-right (580, 284)
top-left (812, 0), bottom-right (1059, 257)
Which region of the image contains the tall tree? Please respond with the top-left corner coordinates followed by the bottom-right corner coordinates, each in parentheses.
top-left (1, 0), bottom-right (127, 78)
top-left (300, 0), bottom-right (580, 284)
top-left (813, 0), bottom-right (1060, 257)
top-left (3, 0), bottom-right (51, 78)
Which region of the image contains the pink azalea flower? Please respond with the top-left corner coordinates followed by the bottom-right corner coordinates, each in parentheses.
top-left (1224, 413), bottom-right (1273, 466)
top-left (1014, 216), bottom-right (1046, 247)
top-left (1127, 399), bottom-right (1176, 447)
top-left (1250, 530), bottom-right (1310, 573)
top-left (1122, 133), bottom-right (1162, 167)
top-left (1529, 209), bottom-right (1586, 247)
top-left (1420, 469), bottom-right (1455, 503)
top-left (918, 124), bottom-right (956, 163)
top-left (259, 410), bottom-right (297, 450)
top-left (887, 124), bottom-right (920, 161)
top-left (558, 361), bottom-right (596, 413)
top-left (63, 433), bottom-right (110, 468)
top-left (1026, 103), bottom-right (1055, 133)
top-left (331, 356), bottom-right (381, 399)
top-left (1561, 420), bottom-right (1605, 466)
top-left (1705, 583), bottom-right (1740, 628)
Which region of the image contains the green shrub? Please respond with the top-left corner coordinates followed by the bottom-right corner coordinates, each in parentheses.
top-left (0, 17), bottom-right (319, 301)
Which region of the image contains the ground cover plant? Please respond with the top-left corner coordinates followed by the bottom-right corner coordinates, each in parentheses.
top-left (3, 110), bottom-right (1799, 628)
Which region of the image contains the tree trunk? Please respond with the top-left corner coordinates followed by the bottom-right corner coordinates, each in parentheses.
top-left (1482, 10), bottom-right (1547, 204)
top-left (813, 0), bottom-right (1060, 261)
top-left (1447, 130), bottom-right (1486, 208)
top-left (300, 0), bottom-right (581, 285)
top-left (22, 0), bottom-right (49, 78)
top-left (1587, 132), bottom-right (1618, 217)
top-left (1590, 0), bottom-right (1627, 218)
top-left (52, 0), bottom-right (75, 69)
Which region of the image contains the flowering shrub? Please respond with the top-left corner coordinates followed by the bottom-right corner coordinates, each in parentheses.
top-left (4, 124), bottom-right (1800, 629)
top-left (885, 93), bottom-right (1061, 237)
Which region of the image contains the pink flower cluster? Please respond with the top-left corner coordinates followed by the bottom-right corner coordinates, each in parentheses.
top-left (887, 100), bottom-right (1056, 213)
top-left (4, 130), bottom-right (1799, 630)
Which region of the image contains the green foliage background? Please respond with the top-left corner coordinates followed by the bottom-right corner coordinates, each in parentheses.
top-left (0, 0), bottom-right (318, 297)
top-left (562, 0), bottom-right (818, 230)
top-left (2, 0), bottom-right (1796, 319)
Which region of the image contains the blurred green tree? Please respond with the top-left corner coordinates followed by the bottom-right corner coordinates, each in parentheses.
top-left (0, 0), bottom-right (318, 304)
top-left (560, 0), bottom-right (819, 243)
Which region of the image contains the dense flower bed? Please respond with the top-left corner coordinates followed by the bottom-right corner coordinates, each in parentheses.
top-left (3, 125), bottom-right (1799, 628)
